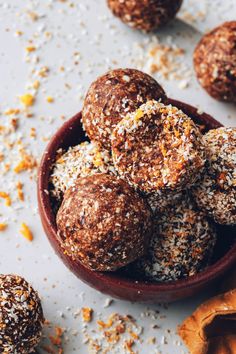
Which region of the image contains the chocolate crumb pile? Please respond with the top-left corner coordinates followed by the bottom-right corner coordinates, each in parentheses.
top-left (112, 100), bottom-right (206, 194)
top-left (132, 197), bottom-right (217, 282)
top-left (82, 68), bottom-right (166, 150)
top-left (56, 173), bottom-right (152, 271)
top-left (107, 0), bottom-right (183, 32)
top-left (50, 141), bottom-right (116, 201)
top-left (0, 274), bottom-right (44, 354)
top-left (194, 21), bottom-right (236, 103)
top-left (192, 127), bottom-right (236, 225)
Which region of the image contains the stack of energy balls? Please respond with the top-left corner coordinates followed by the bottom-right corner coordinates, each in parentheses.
top-left (51, 68), bottom-right (236, 283)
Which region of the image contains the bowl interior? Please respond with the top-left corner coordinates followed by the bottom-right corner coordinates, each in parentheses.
top-left (39, 98), bottom-right (236, 293)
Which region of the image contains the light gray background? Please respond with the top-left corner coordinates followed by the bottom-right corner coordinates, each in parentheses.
top-left (0, 0), bottom-right (235, 353)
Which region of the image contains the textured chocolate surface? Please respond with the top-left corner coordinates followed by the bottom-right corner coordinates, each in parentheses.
top-left (56, 173), bottom-right (152, 271)
top-left (194, 21), bottom-right (236, 102)
top-left (131, 197), bottom-right (217, 282)
top-left (82, 68), bottom-right (166, 150)
top-left (192, 127), bottom-right (236, 225)
top-left (107, 0), bottom-right (183, 32)
top-left (0, 274), bottom-right (44, 354)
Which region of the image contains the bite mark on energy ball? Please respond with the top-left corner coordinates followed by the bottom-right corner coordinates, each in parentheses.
top-left (112, 100), bottom-right (206, 194)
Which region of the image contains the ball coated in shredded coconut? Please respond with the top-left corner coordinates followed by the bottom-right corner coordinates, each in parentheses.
top-left (194, 21), bottom-right (236, 103)
top-left (82, 68), bottom-right (166, 150)
top-left (192, 127), bottom-right (236, 225)
top-left (112, 100), bottom-right (206, 194)
top-left (0, 274), bottom-right (44, 354)
top-left (107, 0), bottom-right (183, 32)
top-left (50, 141), bottom-right (116, 201)
top-left (56, 173), bottom-right (152, 271)
top-left (131, 197), bottom-right (217, 282)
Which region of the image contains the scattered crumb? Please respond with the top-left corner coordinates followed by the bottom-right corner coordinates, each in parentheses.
top-left (19, 93), bottom-right (35, 107)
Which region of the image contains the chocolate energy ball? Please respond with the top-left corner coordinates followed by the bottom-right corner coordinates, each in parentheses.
top-left (107, 0), bottom-right (183, 32)
top-left (145, 189), bottom-right (183, 214)
top-left (112, 100), bottom-right (206, 194)
top-left (56, 173), bottom-right (152, 271)
top-left (0, 274), bottom-right (44, 354)
top-left (82, 68), bottom-right (166, 150)
top-left (132, 198), bottom-right (217, 282)
top-left (50, 141), bottom-right (115, 201)
top-left (194, 21), bottom-right (236, 103)
top-left (192, 127), bottom-right (236, 225)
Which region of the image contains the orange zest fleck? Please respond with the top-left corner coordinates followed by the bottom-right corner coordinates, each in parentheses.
top-left (20, 223), bottom-right (33, 241)
top-left (4, 108), bottom-right (20, 116)
top-left (82, 307), bottom-right (93, 323)
top-left (0, 192), bottom-right (12, 206)
top-left (0, 223), bottom-right (8, 231)
top-left (14, 152), bottom-right (37, 173)
top-left (19, 93), bottom-right (35, 107)
top-left (46, 96), bottom-right (54, 103)
top-left (25, 46), bottom-right (36, 52)
top-left (16, 182), bottom-right (24, 201)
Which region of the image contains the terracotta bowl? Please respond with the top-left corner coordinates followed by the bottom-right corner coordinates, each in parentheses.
top-left (37, 99), bottom-right (236, 303)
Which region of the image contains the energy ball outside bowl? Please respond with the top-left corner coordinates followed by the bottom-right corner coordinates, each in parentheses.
top-left (111, 100), bottom-right (206, 194)
top-left (0, 274), bottom-right (44, 354)
top-left (192, 127), bottom-right (236, 225)
top-left (107, 0), bottom-right (183, 32)
top-left (194, 21), bottom-right (236, 103)
top-left (131, 198), bottom-right (217, 282)
top-left (82, 68), bottom-right (166, 151)
top-left (50, 141), bottom-right (116, 201)
top-left (56, 173), bottom-right (152, 272)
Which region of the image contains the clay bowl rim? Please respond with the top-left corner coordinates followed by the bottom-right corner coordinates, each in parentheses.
top-left (38, 98), bottom-right (236, 294)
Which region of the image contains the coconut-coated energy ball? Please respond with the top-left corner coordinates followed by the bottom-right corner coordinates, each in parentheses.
top-left (112, 100), bottom-right (206, 194)
top-left (0, 274), bottom-right (44, 354)
top-left (192, 127), bottom-right (236, 225)
top-left (107, 0), bottom-right (183, 32)
top-left (82, 68), bottom-right (166, 150)
top-left (56, 173), bottom-right (152, 271)
top-left (131, 197), bottom-right (217, 282)
top-left (50, 141), bottom-right (116, 201)
top-left (194, 21), bottom-right (236, 103)
top-left (145, 189), bottom-right (184, 214)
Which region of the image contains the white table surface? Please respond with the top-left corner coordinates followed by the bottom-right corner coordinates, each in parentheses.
top-left (0, 1), bottom-right (235, 353)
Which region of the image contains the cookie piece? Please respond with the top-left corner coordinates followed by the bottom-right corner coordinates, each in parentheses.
top-left (112, 100), bottom-right (206, 194)
top-left (56, 174), bottom-right (152, 271)
top-left (192, 127), bottom-right (236, 225)
top-left (107, 0), bottom-right (183, 32)
top-left (194, 21), bottom-right (236, 102)
top-left (0, 274), bottom-right (44, 354)
top-left (82, 68), bottom-right (166, 150)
